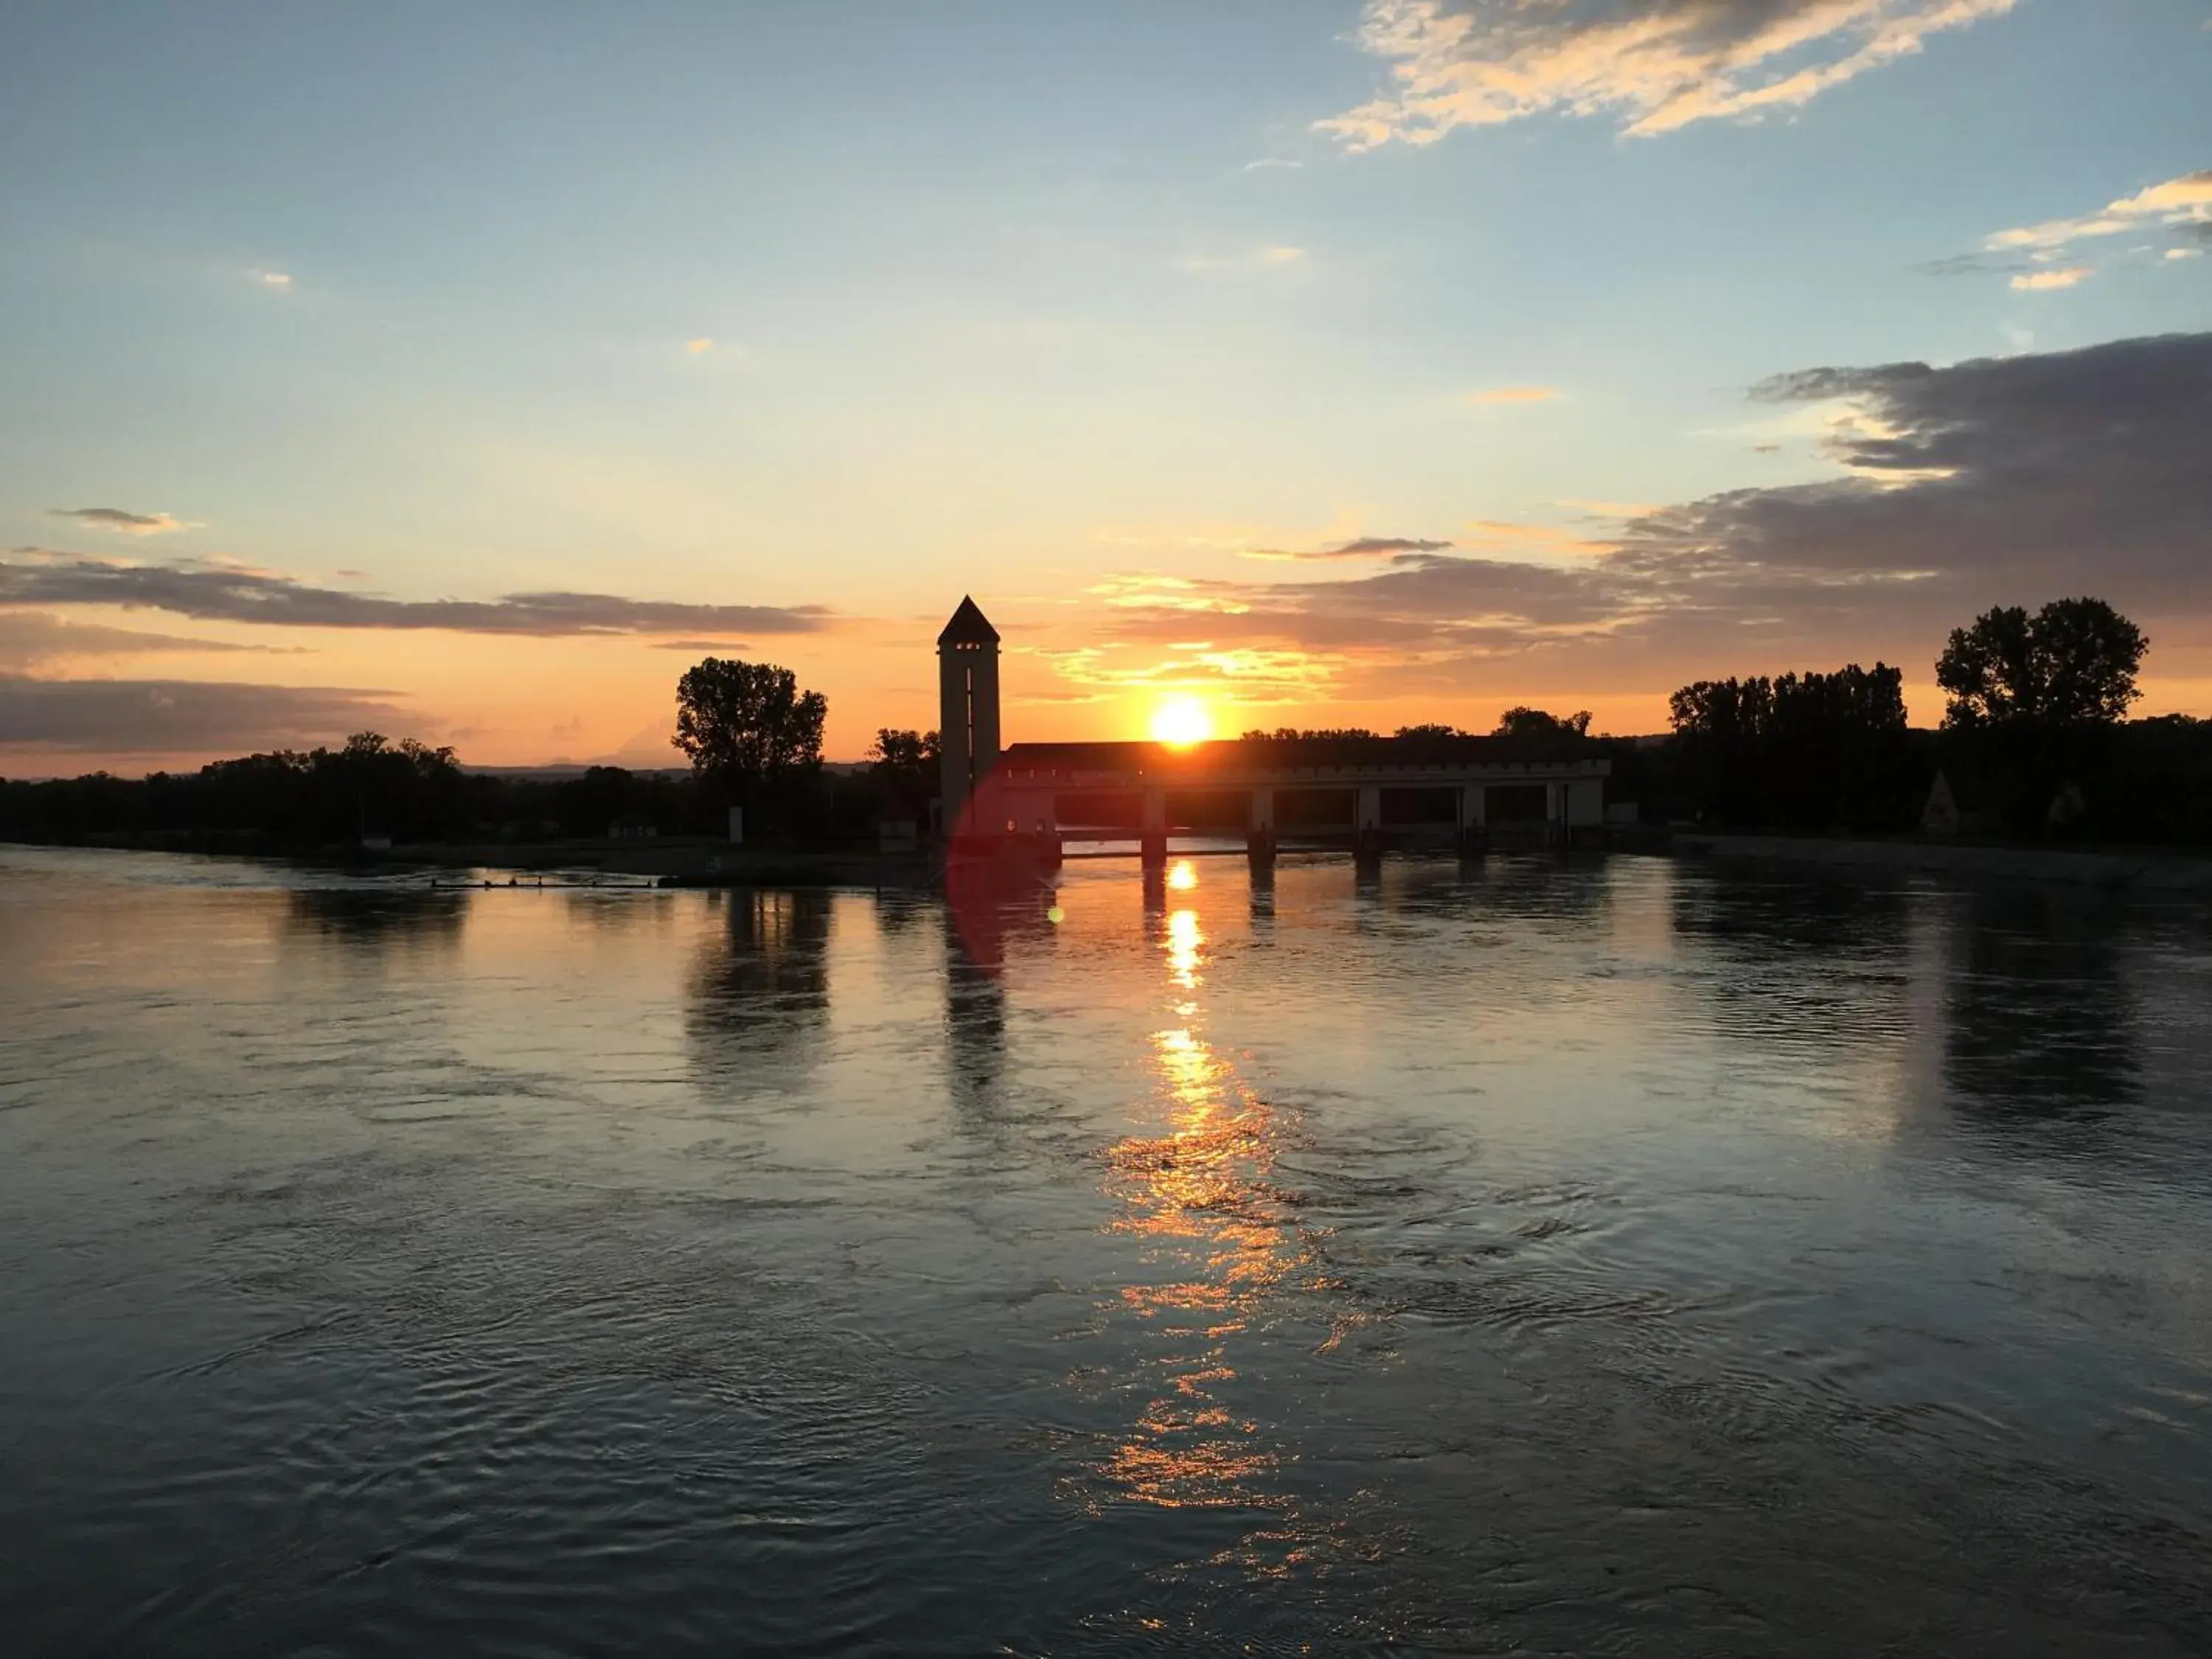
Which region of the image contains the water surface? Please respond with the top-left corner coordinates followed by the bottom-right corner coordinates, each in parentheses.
top-left (3, 844), bottom-right (2210, 1655)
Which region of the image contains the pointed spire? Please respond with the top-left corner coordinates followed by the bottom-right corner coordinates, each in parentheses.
top-left (937, 594), bottom-right (1000, 647)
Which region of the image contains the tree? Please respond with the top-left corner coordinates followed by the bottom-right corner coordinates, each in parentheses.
top-left (1936, 597), bottom-right (2147, 729)
top-left (868, 728), bottom-right (939, 817)
top-left (869, 728), bottom-right (939, 773)
top-left (1493, 706), bottom-right (1592, 740)
top-left (1669, 664), bottom-right (1910, 830)
top-left (1393, 723), bottom-right (1465, 741)
top-left (672, 658), bottom-right (827, 796)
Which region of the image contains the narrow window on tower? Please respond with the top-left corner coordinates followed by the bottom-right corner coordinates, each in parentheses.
top-left (964, 666), bottom-right (975, 787)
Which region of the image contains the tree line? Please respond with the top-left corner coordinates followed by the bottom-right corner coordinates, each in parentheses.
top-left (1666, 597), bottom-right (2209, 842)
top-left (5, 603), bottom-right (2208, 852)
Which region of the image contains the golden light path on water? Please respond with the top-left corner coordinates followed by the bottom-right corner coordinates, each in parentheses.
top-left (1095, 859), bottom-right (1315, 1541)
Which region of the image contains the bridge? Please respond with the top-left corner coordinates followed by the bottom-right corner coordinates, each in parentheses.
top-left (977, 738), bottom-right (1609, 865)
top-left (935, 595), bottom-right (1610, 866)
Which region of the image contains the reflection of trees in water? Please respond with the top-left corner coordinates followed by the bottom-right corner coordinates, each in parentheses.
top-left (284, 888), bottom-right (469, 950)
top-left (874, 889), bottom-right (928, 937)
top-left (1329, 854), bottom-right (1615, 957)
top-left (1669, 869), bottom-right (1916, 1058)
top-left (1412, 852), bottom-right (1613, 928)
top-left (686, 889), bottom-right (832, 1085)
top-left (1941, 886), bottom-right (2140, 1127)
top-left (1672, 867), bottom-right (1914, 962)
top-left (1669, 867), bottom-right (2152, 1140)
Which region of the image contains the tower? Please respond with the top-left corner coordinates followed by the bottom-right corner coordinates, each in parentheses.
top-left (937, 594), bottom-right (1001, 835)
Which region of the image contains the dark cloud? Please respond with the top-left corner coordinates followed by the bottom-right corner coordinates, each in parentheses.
top-left (1641, 333), bottom-right (2212, 605)
top-left (46, 504), bottom-right (190, 535)
top-left (49, 507), bottom-right (187, 535)
top-left (0, 675), bottom-right (403, 754)
top-left (0, 557), bottom-right (833, 637)
top-left (1093, 333), bottom-right (2212, 691)
top-left (49, 508), bottom-right (168, 529)
top-left (0, 611), bottom-right (296, 669)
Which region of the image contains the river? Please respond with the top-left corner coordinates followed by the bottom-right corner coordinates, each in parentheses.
top-left (2, 844), bottom-right (2209, 1655)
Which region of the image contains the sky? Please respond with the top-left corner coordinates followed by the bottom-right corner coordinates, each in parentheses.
top-left (1, 0), bottom-right (2208, 774)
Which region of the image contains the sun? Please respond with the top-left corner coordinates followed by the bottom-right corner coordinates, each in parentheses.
top-left (1150, 695), bottom-right (1214, 747)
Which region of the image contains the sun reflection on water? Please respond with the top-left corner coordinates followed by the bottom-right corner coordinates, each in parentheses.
top-left (1088, 881), bottom-right (1311, 1522)
top-left (1166, 910), bottom-right (1203, 990)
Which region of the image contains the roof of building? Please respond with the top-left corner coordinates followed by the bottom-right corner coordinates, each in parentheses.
top-left (937, 595), bottom-right (999, 647)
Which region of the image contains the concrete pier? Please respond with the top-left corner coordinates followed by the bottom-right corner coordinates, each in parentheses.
top-left (1139, 786), bottom-right (1169, 869)
top-left (1354, 785), bottom-right (1385, 860)
top-left (1246, 787), bottom-right (1277, 865)
top-left (1456, 782), bottom-right (1487, 858)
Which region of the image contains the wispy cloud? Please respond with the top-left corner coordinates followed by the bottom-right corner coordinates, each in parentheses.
top-left (48, 507), bottom-right (192, 537)
top-left (0, 611), bottom-right (298, 670)
top-left (1987, 169), bottom-right (2212, 254)
top-left (685, 337), bottom-right (715, 354)
top-left (1467, 385), bottom-right (1559, 406)
top-left (247, 268), bottom-right (293, 291)
top-left (0, 556), bottom-right (836, 638)
top-left (1243, 157), bottom-right (1304, 172)
top-left (1242, 535), bottom-right (1454, 562)
top-left (2009, 265), bottom-right (2094, 292)
top-left (1044, 641), bottom-right (1340, 701)
top-left (1085, 573), bottom-right (1251, 614)
top-left (1318, 0), bottom-right (2017, 150)
top-left (0, 675), bottom-right (400, 753)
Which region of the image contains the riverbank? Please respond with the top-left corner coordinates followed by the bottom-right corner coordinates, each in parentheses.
top-left (0, 832), bottom-right (940, 888)
top-left (1676, 832), bottom-right (2212, 890)
top-left (363, 836), bottom-right (939, 888)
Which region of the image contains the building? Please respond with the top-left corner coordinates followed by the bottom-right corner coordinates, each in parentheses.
top-left (937, 595), bottom-right (1001, 832)
top-left (934, 597), bottom-right (1609, 863)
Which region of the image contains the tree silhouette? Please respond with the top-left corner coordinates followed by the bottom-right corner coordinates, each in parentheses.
top-left (868, 728), bottom-right (939, 817)
top-left (1493, 706), bottom-right (1592, 740)
top-left (672, 658), bottom-right (827, 797)
top-left (1668, 664), bottom-right (1909, 830)
top-left (1936, 598), bottom-right (2146, 730)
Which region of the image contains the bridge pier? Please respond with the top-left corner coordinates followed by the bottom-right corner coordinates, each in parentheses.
top-left (1246, 787), bottom-right (1276, 866)
top-left (1456, 782), bottom-right (1487, 858)
top-left (1354, 785), bottom-right (1385, 861)
top-left (1140, 786), bottom-right (1168, 869)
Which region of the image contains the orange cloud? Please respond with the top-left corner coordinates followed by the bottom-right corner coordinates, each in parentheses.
top-left (2010, 266), bottom-right (2093, 292)
top-left (1319, 0), bottom-right (2017, 148)
top-left (1988, 169), bottom-right (2212, 253)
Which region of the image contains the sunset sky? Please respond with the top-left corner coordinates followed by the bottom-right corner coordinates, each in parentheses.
top-left (3, 1), bottom-right (2208, 773)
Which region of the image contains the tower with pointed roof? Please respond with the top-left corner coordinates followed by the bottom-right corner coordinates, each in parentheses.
top-left (937, 595), bottom-right (1001, 835)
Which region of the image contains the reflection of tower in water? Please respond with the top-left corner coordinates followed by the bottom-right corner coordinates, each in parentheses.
top-left (942, 908), bottom-right (1006, 1111)
top-left (1093, 860), bottom-right (1308, 1519)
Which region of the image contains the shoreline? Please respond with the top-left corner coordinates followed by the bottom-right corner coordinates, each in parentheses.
top-left (1675, 832), bottom-right (2212, 891)
top-left (12, 830), bottom-right (2212, 894)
